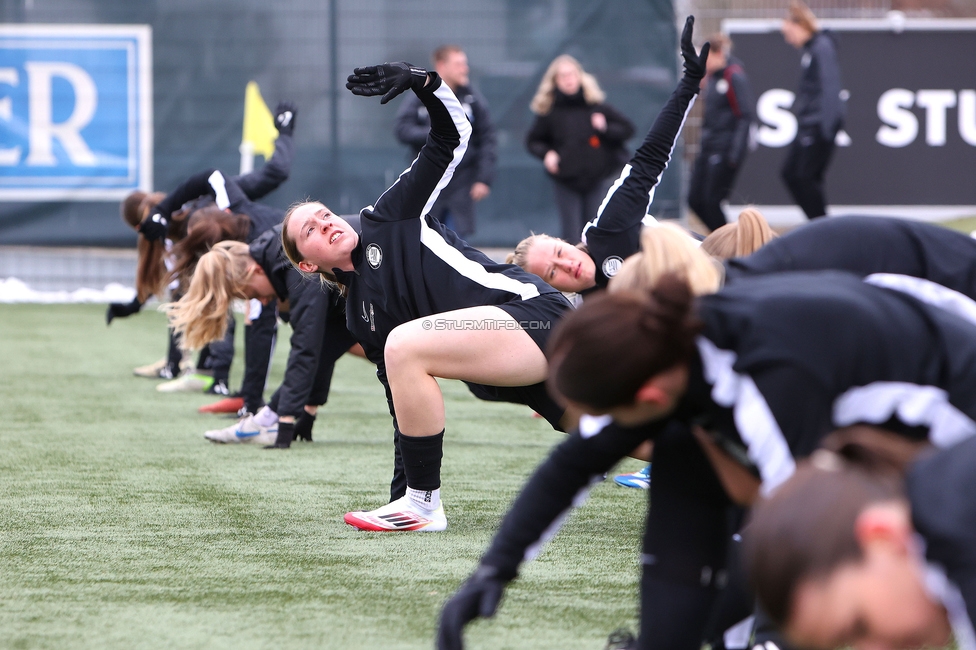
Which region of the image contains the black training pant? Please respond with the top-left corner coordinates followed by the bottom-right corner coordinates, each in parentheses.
top-left (638, 423), bottom-right (739, 650)
top-left (781, 127), bottom-right (835, 220)
top-left (552, 180), bottom-right (610, 245)
top-left (240, 300), bottom-right (278, 414)
top-left (198, 315), bottom-right (235, 383)
top-left (688, 151), bottom-right (741, 232)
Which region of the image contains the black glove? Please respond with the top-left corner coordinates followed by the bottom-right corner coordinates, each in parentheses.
top-left (264, 420), bottom-right (294, 449)
top-left (346, 62), bottom-right (428, 105)
top-left (294, 410), bottom-right (316, 442)
top-left (680, 16), bottom-right (710, 82)
top-left (138, 212), bottom-right (168, 241)
top-left (437, 565), bottom-right (509, 650)
top-left (274, 101), bottom-right (297, 136)
top-left (106, 297), bottom-right (143, 325)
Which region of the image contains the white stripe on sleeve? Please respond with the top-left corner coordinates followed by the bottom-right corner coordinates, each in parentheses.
top-left (833, 382), bottom-right (976, 448)
top-left (208, 170), bottom-right (230, 210)
top-left (420, 218), bottom-right (541, 300)
top-left (696, 336), bottom-right (797, 495)
top-left (582, 94), bottom-right (697, 243)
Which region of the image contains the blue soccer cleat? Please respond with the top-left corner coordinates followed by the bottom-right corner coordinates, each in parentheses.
top-left (613, 464), bottom-right (651, 489)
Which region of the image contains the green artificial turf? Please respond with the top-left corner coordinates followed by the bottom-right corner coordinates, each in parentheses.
top-left (0, 304), bottom-right (646, 649)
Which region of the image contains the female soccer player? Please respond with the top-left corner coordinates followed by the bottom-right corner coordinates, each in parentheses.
top-left (110, 102), bottom-right (298, 391)
top-left (743, 434), bottom-right (976, 650)
top-left (507, 17), bottom-right (708, 298)
top-left (438, 271), bottom-right (976, 650)
top-left (168, 224), bottom-right (357, 448)
top-left (620, 214), bottom-right (976, 318)
top-left (281, 61), bottom-right (576, 532)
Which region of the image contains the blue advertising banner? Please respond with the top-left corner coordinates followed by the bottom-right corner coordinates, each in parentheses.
top-left (0, 25), bottom-right (152, 201)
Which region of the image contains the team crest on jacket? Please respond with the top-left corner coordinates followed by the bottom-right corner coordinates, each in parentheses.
top-left (366, 243), bottom-right (383, 269)
top-left (602, 255), bottom-right (624, 277)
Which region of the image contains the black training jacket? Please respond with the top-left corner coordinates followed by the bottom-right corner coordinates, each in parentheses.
top-left (792, 30), bottom-right (844, 139)
top-left (478, 271), bottom-right (976, 579)
top-left (331, 75), bottom-right (567, 369)
top-left (581, 74), bottom-right (701, 288)
top-left (699, 57), bottom-right (756, 167)
top-left (153, 170), bottom-right (284, 243)
top-left (908, 438), bottom-right (976, 650)
top-left (249, 224), bottom-right (344, 419)
top-left (726, 216), bottom-right (976, 300)
top-left (394, 84), bottom-right (497, 188)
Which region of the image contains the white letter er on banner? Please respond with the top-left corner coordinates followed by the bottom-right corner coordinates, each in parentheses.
top-left (24, 61), bottom-right (98, 166)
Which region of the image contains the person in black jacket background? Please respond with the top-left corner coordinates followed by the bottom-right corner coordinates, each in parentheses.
top-left (687, 33), bottom-right (756, 232)
top-left (394, 45), bottom-right (496, 239)
top-left (526, 55), bottom-right (635, 244)
top-left (781, 0), bottom-right (845, 220)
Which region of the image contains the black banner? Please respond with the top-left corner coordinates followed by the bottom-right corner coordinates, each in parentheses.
top-left (726, 19), bottom-right (976, 213)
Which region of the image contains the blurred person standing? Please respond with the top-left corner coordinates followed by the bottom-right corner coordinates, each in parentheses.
top-left (687, 33), bottom-right (755, 232)
top-left (394, 45), bottom-right (497, 239)
top-left (781, 0), bottom-right (845, 220)
top-left (526, 55), bottom-right (635, 244)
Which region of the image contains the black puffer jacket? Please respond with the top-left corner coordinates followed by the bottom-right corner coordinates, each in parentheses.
top-left (526, 90), bottom-right (635, 192)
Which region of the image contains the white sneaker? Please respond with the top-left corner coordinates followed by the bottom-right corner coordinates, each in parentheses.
top-left (133, 358), bottom-right (171, 379)
top-left (204, 415), bottom-right (278, 445)
top-left (344, 495), bottom-right (447, 532)
top-left (133, 355), bottom-right (194, 379)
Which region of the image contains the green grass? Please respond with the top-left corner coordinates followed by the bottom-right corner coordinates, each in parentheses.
top-left (0, 304), bottom-right (646, 649)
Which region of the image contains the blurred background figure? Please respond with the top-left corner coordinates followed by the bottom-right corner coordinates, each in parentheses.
top-left (526, 55), bottom-right (635, 244)
top-left (394, 44), bottom-right (497, 239)
top-left (781, 0), bottom-right (845, 220)
top-left (687, 32), bottom-right (755, 232)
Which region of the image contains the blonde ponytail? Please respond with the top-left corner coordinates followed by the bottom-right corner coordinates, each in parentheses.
top-left (610, 223), bottom-right (722, 296)
top-left (166, 241), bottom-right (255, 350)
top-left (701, 208), bottom-right (777, 260)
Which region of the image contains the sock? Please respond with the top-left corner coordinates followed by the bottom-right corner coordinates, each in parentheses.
top-left (399, 431), bottom-right (444, 502)
top-left (407, 487), bottom-right (440, 512)
top-left (254, 405), bottom-right (278, 427)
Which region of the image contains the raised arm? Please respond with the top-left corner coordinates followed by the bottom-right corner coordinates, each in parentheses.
top-left (437, 417), bottom-right (659, 650)
top-left (581, 17), bottom-right (709, 243)
top-left (233, 102), bottom-right (297, 200)
top-left (138, 169), bottom-right (233, 241)
top-left (263, 270), bottom-right (334, 448)
top-left (347, 63), bottom-right (472, 223)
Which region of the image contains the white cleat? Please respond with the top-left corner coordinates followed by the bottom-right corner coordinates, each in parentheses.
top-left (344, 495), bottom-right (447, 532)
top-left (204, 415), bottom-right (278, 445)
